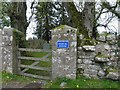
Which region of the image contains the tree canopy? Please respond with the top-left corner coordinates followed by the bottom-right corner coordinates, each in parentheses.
top-left (0, 1), bottom-right (119, 41)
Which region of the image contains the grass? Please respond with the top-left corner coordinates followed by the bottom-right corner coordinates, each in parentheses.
top-left (1, 71), bottom-right (119, 88)
top-left (1, 71), bottom-right (38, 85)
top-left (45, 76), bottom-right (120, 88)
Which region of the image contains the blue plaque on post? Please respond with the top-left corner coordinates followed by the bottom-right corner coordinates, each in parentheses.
top-left (57, 40), bottom-right (69, 48)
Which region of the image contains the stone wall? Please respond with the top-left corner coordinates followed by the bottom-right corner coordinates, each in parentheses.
top-left (0, 29), bottom-right (2, 72)
top-left (0, 28), bottom-right (13, 73)
top-left (0, 26), bottom-right (119, 81)
top-left (77, 33), bottom-right (119, 80)
top-left (52, 25), bottom-right (77, 80)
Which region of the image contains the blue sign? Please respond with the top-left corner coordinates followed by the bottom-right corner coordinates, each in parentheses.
top-left (57, 40), bottom-right (69, 48)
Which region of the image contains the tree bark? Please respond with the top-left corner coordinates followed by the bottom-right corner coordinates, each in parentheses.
top-left (63, 1), bottom-right (95, 38)
top-left (8, 2), bottom-right (28, 36)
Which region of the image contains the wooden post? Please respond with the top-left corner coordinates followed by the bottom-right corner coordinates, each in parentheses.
top-left (12, 35), bottom-right (19, 74)
top-left (18, 50), bottom-right (21, 74)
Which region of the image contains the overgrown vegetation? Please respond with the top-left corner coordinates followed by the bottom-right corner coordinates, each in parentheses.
top-left (1, 72), bottom-right (119, 88)
top-left (45, 76), bottom-right (119, 88)
top-left (13, 29), bottom-right (26, 48)
top-left (1, 71), bottom-right (38, 85)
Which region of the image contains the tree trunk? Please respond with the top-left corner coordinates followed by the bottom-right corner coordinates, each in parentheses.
top-left (64, 1), bottom-right (95, 38)
top-left (8, 2), bottom-right (28, 36)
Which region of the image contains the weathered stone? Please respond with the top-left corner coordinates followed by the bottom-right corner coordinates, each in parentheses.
top-left (110, 52), bottom-right (116, 56)
top-left (107, 62), bottom-right (117, 67)
top-left (110, 56), bottom-right (118, 61)
top-left (78, 59), bottom-right (82, 64)
top-left (98, 70), bottom-right (105, 77)
top-left (78, 34), bottom-right (84, 39)
top-left (106, 72), bottom-right (119, 80)
top-left (82, 45), bottom-right (95, 51)
top-left (60, 82), bottom-right (67, 87)
top-left (52, 25), bottom-right (77, 80)
top-left (95, 57), bottom-right (109, 62)
top-left (111, 45), bottom-right (117, 50)
top-left (104, 44), bottom-right (110, 50)
top-left (77, 33), bottom-right (118, 80)
top-left (107, 34), bottom-right (116, 41)
top-left (1, 28), bottom-right (13, 73)
top-left (86, 65), bottom-right (101, 71)
top-left (82, 59), bottom-right (92, 64)
top-left (83, 74), bottom-right (90, 78)
top-left (79, 55), bottom-right (90, 59)
top-left (78, 47), bottom-right (82, 51)
top-left (85, 52), bottom-right (96, 60)
top-left (97, 35), bottom-right (106, 42)
top-left (95, 43), bottom-right (110, 56)
top-left (84, 69), bottom-right (98, 75)
top-left (77, 64), bottom-right (85, 69)
top-left (0, 30), bottom-right (2, 72)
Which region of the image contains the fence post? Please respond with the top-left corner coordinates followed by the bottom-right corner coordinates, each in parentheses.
top-left (12, 32), bottom-right (19, 74)
top-left (18, 49), bottom-right (21, 74)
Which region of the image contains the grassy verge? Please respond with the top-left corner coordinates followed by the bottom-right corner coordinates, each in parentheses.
top-left (45, 76), bottom-right (119, 88)
top-left (1, 71), bottom-right (38, 85)
top-left (1, 72), bottom-right (119, 88)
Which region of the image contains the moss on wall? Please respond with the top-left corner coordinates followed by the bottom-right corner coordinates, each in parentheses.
top-left (52, 25), bottom-right (65, 30)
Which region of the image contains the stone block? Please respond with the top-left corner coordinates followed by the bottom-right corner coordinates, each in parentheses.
top-left (95, 57), bottom-right (109, 62)
top-left (97, 36), bottom-right (106, 42)
top-left (107, 61), bottom-right (117, 67)
top-left (84, 69), bottom-right (98, 75)
top-left (86, 65), bottom-right (101, 71)
top-left (82, 59), bottom-right (92, 64)
top-left (77, 64), bottom-right (85, 69)
top-left (82, 45), bottom-right (95, 51)
top-left (107, 34), bottom-right (116, 41)
top-left (98, 70), bottom-right (105, 77)
top-left (78, 47), bottom-right (82, 51)
top-left (77, 59), bottom-right (82, 64)
top-left (106, 72), bottom-right (119, 80)
top-left (78, 34), bottom-right (84, 39)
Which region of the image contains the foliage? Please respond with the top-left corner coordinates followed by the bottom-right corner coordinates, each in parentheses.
top-left (35, 2), bottom-right (69, 42)
top-left (1, 2), bottom-right (28, 35)
top-left (45, 76), bottom-right (119, 88)
top-left (13, 29), bottom-right (26, 48)
top-left (0, 2), bottom-right (10, 29)
top-left (27, 38), bottom-right (46, 49)
top-left (1, 71), bottom-right (38, 85)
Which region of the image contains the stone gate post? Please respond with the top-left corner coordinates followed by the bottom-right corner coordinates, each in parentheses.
top-left (51, 25), bottom-right (77, 80)
top-left (0, 29), bottom-right (2, 72)
top-left (0, 28), bottom-right (19, 74)
top-left (1, 28), bottom-right (13, 73)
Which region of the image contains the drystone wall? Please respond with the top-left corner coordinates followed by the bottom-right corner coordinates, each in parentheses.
top-left (77, 34), bottom-right (119, 80)
top-left (0, 28), bottom-right (13, 73)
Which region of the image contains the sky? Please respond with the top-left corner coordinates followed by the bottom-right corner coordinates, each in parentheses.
top-left (26, 0), bottom-right (37, 40)
top-left (26, 0), bottom-right (119, 40)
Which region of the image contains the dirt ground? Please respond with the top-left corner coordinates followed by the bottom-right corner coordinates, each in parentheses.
top-left (2, 81), bottom-right (29, 88)
top-left (2, 80), bottom-right (46, 89)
